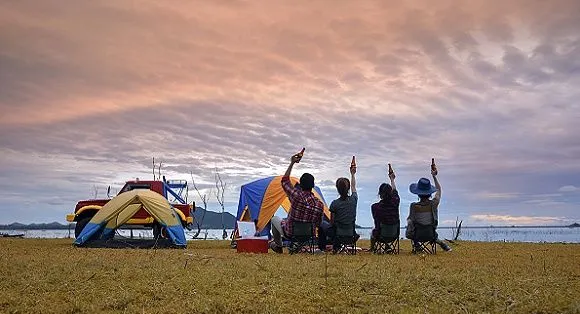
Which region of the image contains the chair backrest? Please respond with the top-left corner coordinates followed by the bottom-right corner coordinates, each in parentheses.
top-left (379, 222), bottom-right (400, 241)
top-left (335, 224), bottom-right (355, 237)
top-left (414, 223), bottom-right (436, 241)
top-left (292, 221), bottom-right (314, 237)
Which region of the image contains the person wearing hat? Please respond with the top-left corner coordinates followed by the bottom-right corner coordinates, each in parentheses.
top-left (405, 164), bottom-right (452, 252)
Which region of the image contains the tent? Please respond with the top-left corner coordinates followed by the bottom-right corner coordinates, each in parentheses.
top-left (74, 189), bottom-right (187, 248)
top-left (235, 176), bottom-right (330, 236)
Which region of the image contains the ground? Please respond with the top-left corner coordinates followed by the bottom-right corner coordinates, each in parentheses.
top-left (0, 239), bottom-right (579, 314)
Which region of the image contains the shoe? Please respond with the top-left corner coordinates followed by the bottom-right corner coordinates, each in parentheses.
top-left (444, 247), bottom-right (453, 252)
top-left (269, 241), bottom-right (283, 254)
top-left (313, 249), bottom-right (324, 255)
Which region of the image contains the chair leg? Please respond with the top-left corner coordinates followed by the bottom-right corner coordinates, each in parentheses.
top-left (415, 240), bottom-right (436, 254)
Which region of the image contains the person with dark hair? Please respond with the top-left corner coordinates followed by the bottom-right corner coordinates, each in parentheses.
top-left (268, 152), bottom-right (324, 253)
top-left (370, 165), bottom-right (400, 251)
top-left (405, 162), bottom-right (452, 252)
top-left (318, 161), bottom-right (358, 251)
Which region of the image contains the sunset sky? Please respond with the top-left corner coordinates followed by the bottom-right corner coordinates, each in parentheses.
top-left (1, 0), bottom-right (579, 226)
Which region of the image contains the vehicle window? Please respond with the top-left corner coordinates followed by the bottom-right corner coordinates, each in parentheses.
top-left (120, 184), bottom-right (151, 193)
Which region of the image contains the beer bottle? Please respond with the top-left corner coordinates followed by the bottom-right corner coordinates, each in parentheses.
top-left (388, 163), bottom-right (394, 175)
top-left (431, 158), bottom-right (437, 173)
top-left (351, 156), bottom-right (356, 168)
top-left (295, 147), bottom-right (305, 163)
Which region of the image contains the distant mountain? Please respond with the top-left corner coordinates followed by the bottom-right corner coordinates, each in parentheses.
top-left (192, 207), bottom-right (237, 229)
top-left (0, 222), bottom-right (70, 230)
top-left (1, 212), bottom-right (366, 230)
top-left (569, 223), bottom-right (580, 228)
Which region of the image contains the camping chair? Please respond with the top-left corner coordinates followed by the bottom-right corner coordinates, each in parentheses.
top-left (373, 222), bottom-right (400, 254)
top-left (333, 224), bottom-right (357, 255)
top-left (288, 221), bottom-right (316, 254)
top-left (411, 223), bottom-right (437, 254)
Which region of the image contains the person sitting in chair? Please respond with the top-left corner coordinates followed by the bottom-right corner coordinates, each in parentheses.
top-left (406, 164), bottom-right (452, 252)
top-left (268, 152), bottom-right (324, 253)
top-left (370, 165), bottom-right (400, 252)
top-left (319, 162), bottom-right (358, 252)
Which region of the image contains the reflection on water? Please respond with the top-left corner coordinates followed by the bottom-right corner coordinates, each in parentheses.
top-left (2, 227), bottom-right (579, 243)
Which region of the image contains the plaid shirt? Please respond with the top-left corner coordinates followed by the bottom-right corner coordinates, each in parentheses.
top-left (281, 176), bottom-right (324, 236)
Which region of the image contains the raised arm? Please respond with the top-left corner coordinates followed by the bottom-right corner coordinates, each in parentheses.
top-left (282, 154), bottom-right (302, 197)
top-left (284, 156), bottom-right (299, 177)
top-left (432, 168), bottom-right (441, 200)
top-left (388, 164), bottom-right (397, 191)
top-left (350, 165), bottom-right (357, 193)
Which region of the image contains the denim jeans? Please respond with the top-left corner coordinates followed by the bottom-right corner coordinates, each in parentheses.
top-left (270, 216), bottom-right (286, 247)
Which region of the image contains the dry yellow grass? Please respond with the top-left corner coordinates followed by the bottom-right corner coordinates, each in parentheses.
top-left (0, 238), bottom-right (579, 314)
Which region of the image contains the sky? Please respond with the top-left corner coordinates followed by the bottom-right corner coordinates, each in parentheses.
top-left (1, 0), bottom-right (579, 226)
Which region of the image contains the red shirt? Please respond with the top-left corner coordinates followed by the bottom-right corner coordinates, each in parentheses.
top-left (281, 176), bottom-right (324, 236)
top-left (371, 189), bottom-right (400, 228)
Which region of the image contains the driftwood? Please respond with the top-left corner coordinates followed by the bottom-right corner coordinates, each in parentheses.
top-left (1, 233), bottom-right (24, 238)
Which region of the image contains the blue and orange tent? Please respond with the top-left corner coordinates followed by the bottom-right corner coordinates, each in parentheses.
top-left (235, 176), bottom-right (330, 236)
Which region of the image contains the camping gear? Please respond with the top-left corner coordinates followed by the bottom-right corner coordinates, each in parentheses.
top-left (74, 189), bottom-right (186, 248)
top-left (372, 222), bottom-right (400, 254)
top-left (235, 176), bottom-right (330, 236)
top-left (288, 221), bottom-right (316, 254)
top-left (235, 221), bottom-right (269, 253)
top-left (236, 239), bottom-right (269, 253)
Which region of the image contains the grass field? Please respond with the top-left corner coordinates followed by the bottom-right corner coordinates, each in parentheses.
top-left (1, 239), bottom-right (579, 314)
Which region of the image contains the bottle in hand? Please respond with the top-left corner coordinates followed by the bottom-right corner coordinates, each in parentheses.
top-left (388, 163), bottom-right (394, 175)
top-left (431, 158), bottom-right (437, 174)
top-left (295, 147), bottom-right (305, 163)
top-left (351, 156), bottom-right (356, 168)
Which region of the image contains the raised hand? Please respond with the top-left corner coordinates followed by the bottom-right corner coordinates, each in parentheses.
top-left (431, 158), bottom-right (438, 176)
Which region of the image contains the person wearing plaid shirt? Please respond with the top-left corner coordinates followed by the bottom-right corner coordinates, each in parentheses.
top-left (269, 153), bottom-right (324, 253)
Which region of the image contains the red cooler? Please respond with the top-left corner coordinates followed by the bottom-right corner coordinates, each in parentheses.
top-left (236, 238), bottom-right (269, 253)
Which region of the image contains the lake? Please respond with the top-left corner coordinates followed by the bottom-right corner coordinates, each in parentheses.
top-left (2, 227), bottom-right (579, 243)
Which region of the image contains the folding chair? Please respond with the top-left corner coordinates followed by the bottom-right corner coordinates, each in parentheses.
top-left (333, 224), bottom-right (357, 255)
top-left (288, 221), bottom-right (316, 254)
top-left (412, 223), bottom-right (437, 254)
top-left (373, 222), bottom-right (400, 254)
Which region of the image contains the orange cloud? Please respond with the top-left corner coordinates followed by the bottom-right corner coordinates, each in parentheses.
top-left (2, 0), bottom-right (579, 126)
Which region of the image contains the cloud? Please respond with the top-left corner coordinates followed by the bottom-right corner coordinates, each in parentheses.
top-left (470, 214), bottom-right (568, 225)
top-left (558, 185), bottom-right (578, 192)
top-left (0, 0), bottom-right (580, 224)
top-left (473, 192), bottom-right (521, 200)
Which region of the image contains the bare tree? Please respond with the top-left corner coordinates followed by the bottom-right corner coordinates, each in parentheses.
top-left (215, 168), bottom-right (228, 240)
top-left (447, 216), bottom-right (463, 243)
top-left (92, 185), bottom-right (99, 199)
top-left (152, 157), bottom-right (156, 180)
top-left (189, 171), bottom-right (211, 239)
top-left (158, 161), bottom-right (163, 181)
top-left (152, 157), bottom-right (163, 181)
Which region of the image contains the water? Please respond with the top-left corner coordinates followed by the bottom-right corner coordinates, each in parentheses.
top-left (2, 227), bottom-right (579, 243)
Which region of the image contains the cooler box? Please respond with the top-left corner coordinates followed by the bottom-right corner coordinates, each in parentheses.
top-left (236, 238), bottom-right (269, 253)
